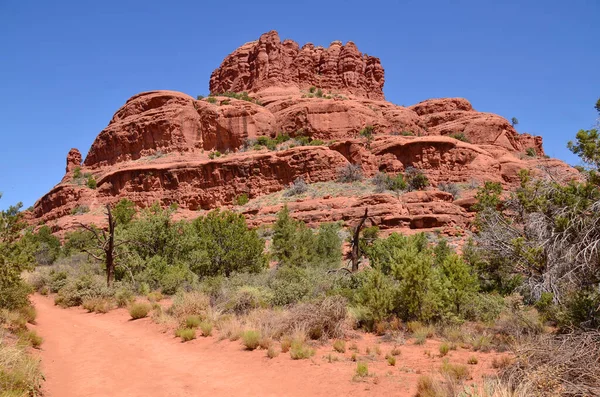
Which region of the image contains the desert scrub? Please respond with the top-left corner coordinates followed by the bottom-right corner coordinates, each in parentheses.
top-left (18, 329), bottom-right (43, 349)
top-left (355, 362), bottom-right (369, 377)
top-left (467, 356), bottom-right (478, 365)
top-left (242, 330), bottom-right (261, 350)
top-left (128, 302), bottom-right (151, 320)
top-left (267, 345), bottom-right (279, 358)
top-left (185, 315), bottom-right (201, 329)
top-left (169, 292), bottom-right (210, 321)
top-left (0, 338), bottom-right (44, 396)
top-left (333, 339), bottom-right (346, 353)
top-left (280, 336), bottom-right (292, 353)
top-left (115, 288), bottom-right (135, 308)
top-left (199, 321), bottom-right (213, 337)
top-left (176, 327), bottom-right (196, 342)
top-left (390, 346), bottom-right (402, 356)
top-left (386, 354), bottom-right (396, 366)
top-left (439, 342), bottom-right (450, 357)
top-left (440, 359), bottom-right (470, 381)
top-left (82, 297), bottom-right (114, 313)
top-left (147, 291), bottom-right (163, 303)
top-left (289, 339), bottom-right (315, 360)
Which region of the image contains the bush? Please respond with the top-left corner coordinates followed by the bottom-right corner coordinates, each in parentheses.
top-left (283, 177), bottom-right (309, 197)
top-left (440, 360), bottom-right (470, 381)
top-left (70, 205), bottom-right (90, 215)
top-left (115, 287), bottom-right (135, 308)
top-left (267, 345), bottom-right (279, 358)
top-left (439, 342), bottom-right (450, 357)
top-left (386, 355), bottom-right (396, 366)
top-left (54, 274), bottom-right (112, 308)
top-left (147, 291), bottom-right (163, 303)
top-left (177, 327), bottom-right (196, 342)
top-left (526, 147), bottom-right (537, 157)
top-left (405, 167), bottom-right (429, 191)
top-left (206, 96), bottom-right (218, 104)
top-left (234, 193), bottom-right (249, 206)
top-left (128, 302), bottom-right (151, 319)
top-left (333, 340), bottom-right (346, 353)
top-left (337, 164), bottom-right (363, 183)
top-left (355, 362), bottom-right (369, 377)
top-left (199, 320), bottom-right (213, 337)
top-left (169, 292), bottom-right (210, 321)
top-left (284, 296), bottom-right (347, 340)
top-left (18, 329), bottom-right (43, 349)
top-left (86, 175), bottom-right (97, 189)
top-left (242, 330), bottom-right (261, 350)
top-left (467, 356), bottom-right (478, 365)
top-left (449, 132), bottom-right (470, 142)
top-left (185, 315), bottom-right (201, 328)
top-left (372, 172), bottom-right (407, 193)
top-left (208, 150), bottom-right (222, 159)
top-left (82, 297), bottom-right (114, 313)
top-left (225, 286), bottom-right (271, 315)
top-left (289, 339), bottom-right (315, 360)
top-left (437, 182), bottom-right (460, 198)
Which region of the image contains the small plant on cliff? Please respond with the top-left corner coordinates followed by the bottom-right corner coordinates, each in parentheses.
top-left (438, 182), bottom-right (460, 199)
top-left (511, 117), bottom-right (519, 127)
top-left (196, 95), bottom-right (205, 100)
top-left (206, 96), bottom-right (218, 104)
top-left (405, 167), bottom-right (429, 191)
top-left (234, 193), bottom-right (249, 206)
top-left (372, 172), bottom-right (407, 193)
top-left (309, 86), bottom-right (316, 93)
top-left (359, 126), bottom-right (375, 147)
top-left (315, 88), bottom-right (324, 98)
top-left (86, 175), bottom-right (97, 189)
top-left (208, 151), bottom-right (222, 159)
top-left (284, 177), bottom-right (309, 197)
top-left (449, 132), bottom-right (470, 143)
top-left (73, 166), bottom-right (82, 179)
top-left (70, 205), bottom-right (90, 215)
top-left (526, 147), bottom-right (537, 157)
top-left (337, 164), bottom-right (363, 183)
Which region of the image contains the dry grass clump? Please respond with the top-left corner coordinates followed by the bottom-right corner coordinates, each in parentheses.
top-left (440, 360), bottom-right (471, 381)
top-left (355, 362), bottom-right (369, 378)
top-left (280, 336), bottom-right (292, 353)
top-left (199, 320), bottom-right (213, 337)
top-left (242, 330), bottom-right (261, 350)
top-left (217, 316), bottom-right (243, 341)
top-left (283, 296), bottom-right (347, 340)
top-left (267, 345), bottom-right (279, 358)
top-left (439, 342), bottom-right (450, 357)
top-left (176, 327), bottom-right (196, 342)
top-left (333, 339), bottom-right (346, 353)
top-left (386, 354), bottom-right (396, 366)
top-left (0, 333), bottom-right (44, 396)
top-left (501, 331), bottom-right (600, 396)
top-left (128, 302), bottom-right (151, 320)
top-left (185, 315), bottom-right (201, 329)
top-left (17, 329), bottom-right (43, 349)
top-left (82, 297), bottom-right (114, 313)
top-left (168, 292), bottom-right (210, 322)
top-left (147, 291), bottom-right (163, 303)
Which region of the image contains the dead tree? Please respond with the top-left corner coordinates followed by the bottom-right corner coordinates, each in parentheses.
top-left (78, 204), bottom-right (128, 287)
top-left (350, 208), bottom-right (369, 272)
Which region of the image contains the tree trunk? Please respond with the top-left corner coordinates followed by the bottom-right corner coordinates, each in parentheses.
top-left (106, 205), bottom-right (115, 287)
top-left (351, 208), bottom-right (368, 272)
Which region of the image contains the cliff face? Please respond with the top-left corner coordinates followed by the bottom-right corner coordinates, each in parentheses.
top-left (32, 31), bottom-right (577, 235)
top-left (209, 31), bottom-right (385, 100)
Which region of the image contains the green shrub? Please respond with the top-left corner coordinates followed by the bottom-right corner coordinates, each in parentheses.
top-left (267, 345), bottom-right (279, 358)
top-left (290, 339), bottom-right (314, 359)
top-left (449, 132), bottom-right (470, 142)
top-left (169, 292), bottom-right (210, 321)
top-left (234, 193), bottom-right (249, 206)
top-left (54, 274), bottom-right (112, 308)
top-left (177, 327), bottom-right (196, 342)
top-left (185, 315), bottom-right (201, 328)
top-left (208, 150), bottom-right (222, 159)
top-left (70, 205), bottom-right (90, 215)
top-left (206, 96), bottom-right (217, 104)
top-left (372, 172), bottom-right (407, 193)
top-left (337, 164), bottom-right (363, 183)
top-left (386, 355), bottom-right (396, 366)
top-left (199, 320), bottom-right (213, 337)
top-left (439, 342), bottom-right (450, 356)
top-left (225, 286), bottom-right (272, 315)
top-left (115, 288), bottom-right (134, 307)
top-left (128, 302), bottom-right (151, 320)
top-left (467, 356), bottom-right (478, 365)
top-left (440, 359), bottom-right (470, 381)
top-left (18, 329), bottom-right (43, 349)
top-left (242, 330), bottom-right (261, 350)
top-left (526, 147), bottom-right (537, 157)
top-left (86, 175), bottom-right (97, 189)
top-left (0, 341), bottom-right (44, 395)
top-left (147, 291), bottom-right (163, 303)
top-left (405, 167), bottom-right (429, 191)
top-left (333, 340), bottom-right (346, 353)
top-left (355, 362), bottom-right (369, 377)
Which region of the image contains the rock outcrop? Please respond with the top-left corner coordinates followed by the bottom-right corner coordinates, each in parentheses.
top-left (31, 31), bottom-right (578, 236)
top-left (209, 31), bottom-right (385, 100)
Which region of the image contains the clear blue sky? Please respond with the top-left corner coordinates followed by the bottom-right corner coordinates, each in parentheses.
top-left (1, 0), bottom-right (598, 209)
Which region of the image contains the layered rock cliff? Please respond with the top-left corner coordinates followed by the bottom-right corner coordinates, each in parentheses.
top-left (31, 31), bottom-right (578, 235)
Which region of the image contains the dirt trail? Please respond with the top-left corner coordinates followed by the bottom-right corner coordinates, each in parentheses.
top-left (31, 295), bottom-right (381, 397)
top-left (32, 294), bottom-right (502, 397)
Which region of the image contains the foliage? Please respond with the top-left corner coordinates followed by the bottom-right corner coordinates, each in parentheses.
top-left (372, 172), bottom-right (407, 193)
top-left (437, 182), bottom-right (460, 199)
top-left (525, 147), bottom-right (536, 157)
top-left (405, 167), bottom-right (429, 191)
top-left (271, 206), bottom-right (342, 268)
top-left (337, 164), bottom-right (363, 183)
top-left (511, 117), bottom-right (519, 127)
top-left (112, 199), bottom-right (137, 225)
top-left (242, 330), bottom-right (261, 350)
top-left (359, 125), bottom-right (374, 146)
top-left (449, 132), bottom-right (470, 142)
top-left (128, 302), bottom-right (151, 319)
top-left (86, 174), bottom-right (97, 189)
top-left (283, 177), bottom-right (309, 197)
top-left (70, 205), bottom-right (90, 215)
top-left (234, 193), bottom-right (249, 206)
top-left (208, 150), bottom-right (222, 159)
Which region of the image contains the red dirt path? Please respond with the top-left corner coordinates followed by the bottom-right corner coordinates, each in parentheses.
top-left (31, 294), bottom-right (502, 397)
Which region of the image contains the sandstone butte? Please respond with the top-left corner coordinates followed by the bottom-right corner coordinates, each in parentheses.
top-left (30, 30), bottom-right (578, 236)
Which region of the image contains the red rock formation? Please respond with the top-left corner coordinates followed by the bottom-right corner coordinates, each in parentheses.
top-left (31, 31), bottom-right (579, 237)
top-left (209, 31), bottom-right (385, 100)
top-left (65, 149), bottom-right (82, 173)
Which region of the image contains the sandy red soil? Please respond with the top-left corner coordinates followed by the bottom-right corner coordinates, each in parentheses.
top-left (31, 294), bottom-right (504, 397)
